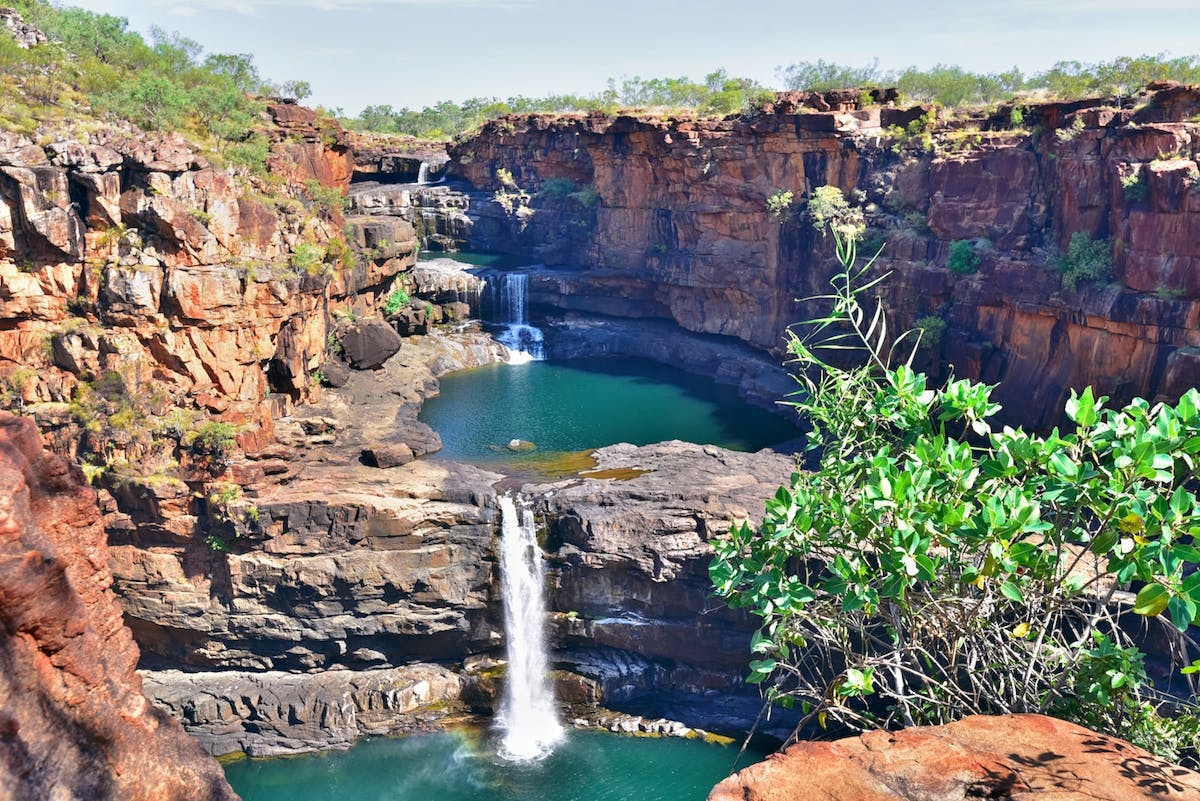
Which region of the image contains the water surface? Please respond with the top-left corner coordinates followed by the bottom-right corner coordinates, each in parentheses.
top-left (419, 357), bottom-right (798, 467)
top-left (224, 729), bottom-right (758, 801)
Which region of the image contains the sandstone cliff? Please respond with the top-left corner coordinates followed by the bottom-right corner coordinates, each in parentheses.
top-left (0, 413), bottom-right (237, 801)
top-left (446, 84), bottom-right (1200, 427)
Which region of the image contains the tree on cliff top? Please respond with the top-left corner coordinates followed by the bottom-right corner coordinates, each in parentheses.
top-left (710, 233), bottom-right (1200, 764)
top-left (0, 0), bottom-right (308, 153)
top-left (777, 54), bottom-right (1200, 107)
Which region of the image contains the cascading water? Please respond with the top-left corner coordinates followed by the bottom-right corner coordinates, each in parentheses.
top-left (496, 495), bottom-right (563, 762)
top-left (490, 273), bottom-right (546, 364)
top-left (416, 161), bottom-right (429, 185)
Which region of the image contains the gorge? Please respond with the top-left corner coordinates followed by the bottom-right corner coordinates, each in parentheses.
top-left (4, 4), bottom-right (1200, 793)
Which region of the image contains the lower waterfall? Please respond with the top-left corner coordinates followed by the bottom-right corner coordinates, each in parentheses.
top-left (496, 495), bottom-right (563, 761)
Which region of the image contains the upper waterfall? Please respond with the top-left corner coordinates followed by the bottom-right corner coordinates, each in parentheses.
top-left (487, 273), bottom-right (546, 364)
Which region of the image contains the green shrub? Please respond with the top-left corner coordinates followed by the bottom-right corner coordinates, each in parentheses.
top-left (913, 315), bottom-right (946, 350)
top-left (570, 183), bottom-right (600, 208)
top-left (383, 289), bottom-right (410, 315)
top-left (290, 242), bottom-right (326, 276)
top-left (223, 133), bottom-right (270, 176)
top-left (947, 239), bottom-right (980, 274)
top-left (885, 114), bottom-right (935, 153)
top-left (323, 236), bottom-right (354, 272)
top-left (188, 420), bottom-right (236, 459)
top-left (807, 186), bottom-right (864, 239)
top-left (1057, 232), bottom-right (1113, 291)
top-left (1121, 170), bottom-right (1148, 202)
top-left (1055, 115), bottom-right (1086, 143)
top-left (304, 179), bottom-right (349, 216)
top-left (766, 189), bottom-right (794, 222)
top-left (710, 231), bottom-right (1200, 764)
top-left (538, 177), bottom-right (577, 198)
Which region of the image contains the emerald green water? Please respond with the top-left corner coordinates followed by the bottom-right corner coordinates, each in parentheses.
top-left (418, 250), bottom-right (527, 268)
top-left (224, 729), bottom-right (758, 801)
top-left (419, 357), bottom-right (798, 467)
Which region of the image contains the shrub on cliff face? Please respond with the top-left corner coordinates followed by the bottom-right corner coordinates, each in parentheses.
top-left (711, 233), bottom-right (1200, 763)
top-left (766, 189), bottom-right (794, 222)
top-left (1057, 232), bottom-right (1113, 291)
top-left (947, 239), bottom-right (980, 274)
top-left (806, 186), bottom-right (864, 240)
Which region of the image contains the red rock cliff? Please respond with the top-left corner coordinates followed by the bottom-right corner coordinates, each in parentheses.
top-left (449, 85), bottom-right (1200, 427)
top-left (0, 412), bottom-right (238, 801)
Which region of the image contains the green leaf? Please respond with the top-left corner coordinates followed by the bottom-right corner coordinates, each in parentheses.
top-left (1133, 583), bottom-right (1169, 617)
top-left (1090, 530), bottom-right (1119, 555)
top-left (1167, 595), bottom-right (1197, 632)
top-left (1049, 452), bottom-right (1079, 480)
top-left (1000, 581), bottom-right (1024, 603)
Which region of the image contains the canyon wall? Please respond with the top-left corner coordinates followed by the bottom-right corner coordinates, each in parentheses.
top-left (0, 413), bottom-right (236, 801)
top-left (447, 84), bottom-right (1200, 427)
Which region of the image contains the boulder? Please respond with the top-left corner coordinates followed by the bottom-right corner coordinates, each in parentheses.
top-left (708, 714), bottom-right (1200, 801)
top-left (361, 441), bottom-right (413, 468)
top-left (338, 318), bottom-right (403, 369)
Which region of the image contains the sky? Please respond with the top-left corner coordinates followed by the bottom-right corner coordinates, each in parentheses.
top-left (69, 0), bottom-right (1200, 115)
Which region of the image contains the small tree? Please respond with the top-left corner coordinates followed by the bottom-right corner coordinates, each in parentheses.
top-left (710, 233), bottom-right (1200, 763)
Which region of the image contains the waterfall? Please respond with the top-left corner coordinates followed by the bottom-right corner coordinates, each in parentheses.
top-left (497, 495), bottom-right (563, 761)
top-left (416, 161), bottom-right (430, 185)
top-left (490, 273), bottom-right (546, 364)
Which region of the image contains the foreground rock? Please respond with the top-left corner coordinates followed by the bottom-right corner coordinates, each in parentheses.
top-left (0, 414), bottom-right (236, 801)
top-left (708, 714), bottom-right (1200, 801)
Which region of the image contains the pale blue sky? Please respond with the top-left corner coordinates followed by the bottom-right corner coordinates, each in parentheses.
top-left (72, 0), bottom-right (1200, 115)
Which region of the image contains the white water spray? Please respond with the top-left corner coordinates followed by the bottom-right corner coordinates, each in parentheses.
top-left (416, 161), bottom-right (430, 185)
top-left (491, 273), bottom-right (546, 363)
top-left (497, 495), bottom-right (563, 761)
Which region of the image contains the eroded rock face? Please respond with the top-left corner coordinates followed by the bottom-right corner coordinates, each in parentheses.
top-left (113, 457), bottom-right (502, 671)
top-left (142, 664), bottom-right (463, 757)
top-left (530, 441), bottom-right (799, 736)
top-left (0, 110), bottom-right (414, 444)
top-left (0, 413), bottom-right (236, 801)
top-left (707, 713), bottom-right (1200, 801)
top-left (447, 87), bottom-right (1200, 428)
top-left (110, 332), bottom-right (511, 672)
top-left (541, 441), bottom-right (794, 671)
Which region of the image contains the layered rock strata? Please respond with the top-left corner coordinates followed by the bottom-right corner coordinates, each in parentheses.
top-left (537, 441), bottom-right (798, 737)
top-left (142, 664), bottom-right (463, 757)
top-left (110, 331), bottom-right (509, 673)
top-left (0, 413), bottom-right (236, 801)
top-left (446, 84), bottom-right (1200, 427)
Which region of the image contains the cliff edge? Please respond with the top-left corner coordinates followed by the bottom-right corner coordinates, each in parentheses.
top-left (0, 412), bottom-right (238, 801)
